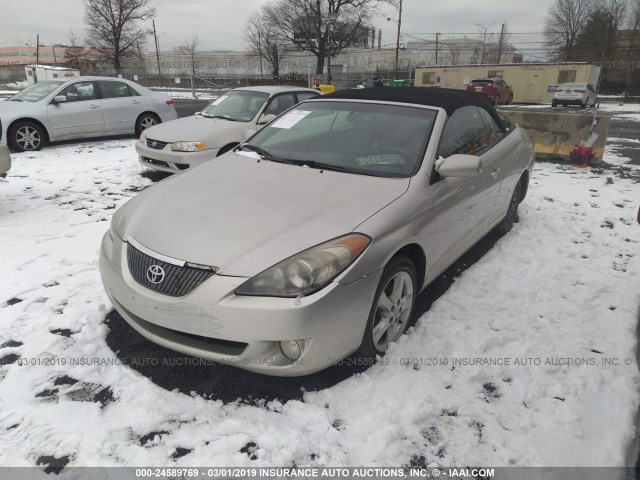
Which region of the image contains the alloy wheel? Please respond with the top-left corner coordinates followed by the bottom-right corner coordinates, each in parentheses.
top-left (15, 125), bottom-right (41, 151)
top-left (140, 116), bottom-right (158, 130)
top-left (371, 271), bottom-right (414, 351)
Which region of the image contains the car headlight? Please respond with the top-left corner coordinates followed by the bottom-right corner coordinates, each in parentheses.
top-left (171, 141), bottom-right (205, 152)
top-left (236, 233), bottom-right (371, 297)
top-left (139, 132), bottom-right (147, 144)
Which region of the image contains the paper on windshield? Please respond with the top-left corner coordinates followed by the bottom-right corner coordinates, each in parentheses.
top-left (271, 110), bottom-right (312, 129)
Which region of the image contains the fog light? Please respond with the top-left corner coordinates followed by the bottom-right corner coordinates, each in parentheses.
top-left (279, 340), bottom-right (303, 361)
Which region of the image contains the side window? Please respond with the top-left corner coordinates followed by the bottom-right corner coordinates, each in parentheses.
top-left (437, 106), bottom-right (490, 159)
top-left (477, 108), bottom-right (503, 144)
top-left (296, 92), bottom-right (320, 102)
top-left (99, 81), bottom-right (132, 99)
top-left (60, 81), bottom-right (96, 102)
top-left (265, 94), bottom-right (297, 116)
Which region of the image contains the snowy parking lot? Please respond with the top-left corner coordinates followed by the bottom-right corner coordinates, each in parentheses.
top-left (1, 105), bottom-right (640, 469)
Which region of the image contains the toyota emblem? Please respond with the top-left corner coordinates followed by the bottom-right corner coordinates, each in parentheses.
top-left (151, 141), bottom-right (157, 148)
top-left (146, 265), bottom-right (165, 284)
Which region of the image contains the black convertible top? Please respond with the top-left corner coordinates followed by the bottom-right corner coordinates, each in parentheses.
top-left (322, 87), bottom-right (505, 130)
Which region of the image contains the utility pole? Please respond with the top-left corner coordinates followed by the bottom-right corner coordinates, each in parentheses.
top-left (394, 0), bottom-right (403, 76)
top-left (52, 45), bottom-right (57, 63)
top-left (326, 9), bottom-right (337, 84)
top-left (152, 20), bottom-right (163, 87)
top-left (435, 32), bottom-right (440, 66)
top-left (496, 23), bottom-right (506, 64)
top-left (36, 34), bottom-right (40, 66)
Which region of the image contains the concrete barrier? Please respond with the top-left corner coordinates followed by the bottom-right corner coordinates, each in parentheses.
top-left (498, 108), bottom-right (612, 163)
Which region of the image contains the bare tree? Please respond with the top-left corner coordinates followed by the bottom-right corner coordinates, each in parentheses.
top-left (475, 24), bottom-right (499, 64)
top-left (244, 10), bottom-right (288, 79)
top-left (65, 29), bottom-right (87, 69)
top-left (624, 0), bottom-right (640, 96)
top-left (544, 0), bottom-right (596, 60)
top-left (264, 0), bottom-right (392, 75)
top-left (178, 33), bottom-right (200, 77)
top-left (446, 43), bottom-right (464, 65)
top-left (84, 0), bottom-right (156, 73)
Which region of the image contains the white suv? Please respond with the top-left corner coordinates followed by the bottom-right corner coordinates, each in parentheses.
top-left (552, 83), bottom-right (597, 108)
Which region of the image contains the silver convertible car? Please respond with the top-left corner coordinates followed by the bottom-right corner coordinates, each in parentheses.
top-left (0, 76), bottom-right (177, 151)
top-left (100, 88), bottom-right (535, 376)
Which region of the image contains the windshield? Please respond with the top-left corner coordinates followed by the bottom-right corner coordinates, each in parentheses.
top-left (201, 90), bottom-right (269, 122)
top-left (244, 101), bottom-right (437, 178)
top-left (10, 81), bottom-right (64, 102)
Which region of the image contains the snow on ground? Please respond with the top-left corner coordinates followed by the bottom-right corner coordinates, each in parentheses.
top-left (0, 121), bottom-right (639, 468)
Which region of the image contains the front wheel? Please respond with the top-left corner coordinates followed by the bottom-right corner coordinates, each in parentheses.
top-left (9, 121), bottom-right (46, 152)
top-left (496, 181), bottom-right (522, 235)
top-left (356, 255), bottom-right (417, 359)
top-left (135, 113), bottom-right (160, 137)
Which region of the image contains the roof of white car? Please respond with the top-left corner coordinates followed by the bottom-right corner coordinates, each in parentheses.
top-left (232, 85), bottom-right (317, 94)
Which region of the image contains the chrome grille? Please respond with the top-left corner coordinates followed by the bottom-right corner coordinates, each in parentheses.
top-left (127, 244), bottom-right (215, 297)
top-left (146, 138), bottom-right (168, 150)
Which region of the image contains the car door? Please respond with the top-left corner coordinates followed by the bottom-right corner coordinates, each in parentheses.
top-left (427, 106), bottom-right (502, 281)
top-left (97, 80), bottom-right (143, 133)
top-left (46, 81), bottom-right (105, 139)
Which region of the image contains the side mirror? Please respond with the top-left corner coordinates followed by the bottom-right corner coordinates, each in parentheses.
top-left (52, 95), bottom-right (67, 104)
top-left (437, 154), bottom-right (482, 177)
top-left (257, 113), bottom-right (276, 126)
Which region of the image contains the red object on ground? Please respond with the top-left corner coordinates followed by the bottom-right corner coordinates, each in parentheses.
top-left (570, 144), bottom-right (594, 168)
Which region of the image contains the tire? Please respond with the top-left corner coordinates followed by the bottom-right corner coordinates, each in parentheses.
top-left (580, 100), bottom-right (586, 109)
top-left (496, 180), bottom-right (522, 235)
top-left (9, 121), bottom-right (46, 152)
top-left (552, 101), bottom-right (557, 108)
top-left (356, 255), bottom-right (417, 359)
top-left (135, 113), bottom-right (160, 137)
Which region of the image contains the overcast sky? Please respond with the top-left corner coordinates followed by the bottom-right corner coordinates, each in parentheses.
top-left (0, 0), bottom-right (554, 58)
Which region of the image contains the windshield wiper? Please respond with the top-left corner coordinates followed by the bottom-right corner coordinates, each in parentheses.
top-left (8, 98), bottom-right (22, 102)
top-left (203, 114), bottom-right (236, 121)
top-left (238, 144), bottom-right (297, 164)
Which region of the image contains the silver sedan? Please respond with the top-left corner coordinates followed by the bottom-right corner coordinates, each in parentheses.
top-left (99, 88), bottom-right (535, 376)
top-left (0, 76), bottom-right (177, 151)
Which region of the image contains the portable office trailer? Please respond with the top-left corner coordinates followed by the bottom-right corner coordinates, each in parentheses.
top-left (414, 63), bottom-right (601, 104)
top-left (25, 65), bottom-right (80, 85)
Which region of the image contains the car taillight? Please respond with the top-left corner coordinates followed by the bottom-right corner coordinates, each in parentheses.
top-left (555, 89), bottom-right (562, 93)
top-left (574, 89), bottom-right (586, 93)
top-left (166, 99), bottom-right (174, 105)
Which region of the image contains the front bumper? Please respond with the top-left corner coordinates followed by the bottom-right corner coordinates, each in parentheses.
top-left (135, 140), bottom-right (219, 174)
top-left (99, 231), bottom-right (382, 376)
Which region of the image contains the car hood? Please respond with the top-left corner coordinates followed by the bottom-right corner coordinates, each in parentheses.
top-left (0, 100), bottom-right (38, 116)
top-left (141, 115), bottom-right (246, 147)
top-left (116, 153), bottom-right (410, 277)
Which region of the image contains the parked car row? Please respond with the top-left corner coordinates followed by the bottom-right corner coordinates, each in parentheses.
top-left (1, 77), bottom-right (535, 376)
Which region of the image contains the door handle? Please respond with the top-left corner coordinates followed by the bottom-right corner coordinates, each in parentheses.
top-left (491, 168), bottom-right (501, 179)
top-left (132, 100), bottom-right (142, 104)
top-left (88, 104), bottom-right (100, 109)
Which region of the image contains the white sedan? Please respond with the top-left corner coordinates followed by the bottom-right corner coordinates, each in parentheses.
top-left (0, 77), bottom-right (177, 151)
top-left (136, 86), bottom-right (320, 174)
